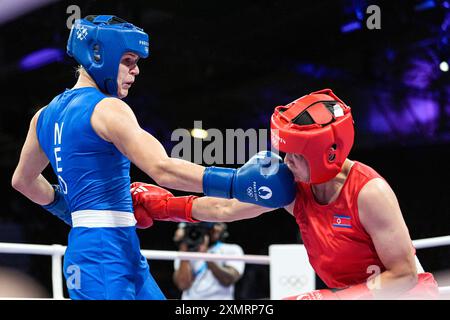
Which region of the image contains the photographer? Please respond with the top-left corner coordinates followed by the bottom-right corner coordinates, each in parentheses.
top-left (173, 222), bottom-right (245, 300)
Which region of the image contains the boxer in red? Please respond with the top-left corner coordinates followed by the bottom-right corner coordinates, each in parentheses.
top-left (132, 89), bottom-right (439, 299)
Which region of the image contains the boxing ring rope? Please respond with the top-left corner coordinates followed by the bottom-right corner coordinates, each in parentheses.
top-left (1, 235), bottom-right (450, 299)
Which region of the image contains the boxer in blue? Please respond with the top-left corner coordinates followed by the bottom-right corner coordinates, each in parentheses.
top-left (11, 15), bottom-right (295, 300)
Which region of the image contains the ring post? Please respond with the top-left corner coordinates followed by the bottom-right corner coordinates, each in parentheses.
top-left (51, 244), bottom-right (64, 299)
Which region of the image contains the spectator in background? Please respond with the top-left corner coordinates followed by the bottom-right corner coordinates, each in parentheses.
top-left (173, 222), bottom-right (244, 300)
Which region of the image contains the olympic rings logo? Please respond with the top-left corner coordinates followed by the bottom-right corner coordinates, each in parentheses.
top-left (246, 187), bottom-right (253, 198)
top-left (278, 275), bottom-right (309, 288)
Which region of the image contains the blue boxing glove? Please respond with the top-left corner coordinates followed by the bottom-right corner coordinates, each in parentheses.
top-left (203, 151), bottom-right (296, 208)
top-left (42, 185), bottom-right (72, 226)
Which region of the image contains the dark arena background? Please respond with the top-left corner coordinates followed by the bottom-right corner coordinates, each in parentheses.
top-left (0, 0), bottom-right (449, 300)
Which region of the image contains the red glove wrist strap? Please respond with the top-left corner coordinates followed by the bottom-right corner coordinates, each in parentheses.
top-left (167, 196), bottom-right (199, 223)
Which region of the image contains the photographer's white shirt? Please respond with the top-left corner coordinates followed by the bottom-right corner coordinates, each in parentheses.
top-left (174, 241), bottom-right (245, 300)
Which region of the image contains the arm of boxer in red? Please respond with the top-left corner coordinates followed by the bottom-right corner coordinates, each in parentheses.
top-left (131, 181), bottom-right (278, 227)
top-left (190, 196), bottom-right (275, 222)
top-left (189, 191), bottom-right (296, 222)
top-left (12, 108), bottom-right (55, 205)
top-left (91, 98), bottom-right (205, 193)
top-left (357, 178), bottom-right (418, 299)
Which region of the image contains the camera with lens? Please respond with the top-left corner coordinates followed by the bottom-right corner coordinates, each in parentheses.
top-left (177, 222), bottom-right (215, 252)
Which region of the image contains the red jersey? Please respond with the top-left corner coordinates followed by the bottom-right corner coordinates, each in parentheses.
top-left (294, 161), bottom-right (403, 289)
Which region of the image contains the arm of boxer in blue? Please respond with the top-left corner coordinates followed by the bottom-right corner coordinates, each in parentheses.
top-left (93, 99), bottom-right (295, 208)
top-left (42, 185), bottom-right (72, 226)
top-left (12, 109), bottom-right (71, 226)
top-left (202, 151), bottom-right (296, 208)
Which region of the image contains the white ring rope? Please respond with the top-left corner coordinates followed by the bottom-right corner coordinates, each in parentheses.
top-left (412, 236), bottom-right (450, 249)
top-left (141, 249), bottom-right (271, 264)
top-left (0, 234), bottom-right (450, 299)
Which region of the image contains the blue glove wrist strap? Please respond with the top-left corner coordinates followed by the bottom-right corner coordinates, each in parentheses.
top-left (202, 167), bottom-right (236, 198)
top-left (42, 185), bottom-right (72, 226)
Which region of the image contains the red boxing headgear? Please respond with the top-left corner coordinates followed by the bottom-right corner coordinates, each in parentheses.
top-left (270, 89), bottom-right (354, 184)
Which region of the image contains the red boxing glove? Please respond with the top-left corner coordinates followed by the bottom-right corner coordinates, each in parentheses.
top-left (131, 182), bottom-right (199, 229)
top-left (284, 289), bottom-right (340, 300)
top-left (399, 272), bottom-right (439, 300)
top-left (284, 283), bottom-right (373, 300)
top-left (131, 182), bottom-right (154, 229)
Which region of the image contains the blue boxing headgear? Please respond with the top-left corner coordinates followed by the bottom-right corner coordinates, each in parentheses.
top-left (67, 15), bottom-right (149, 97)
